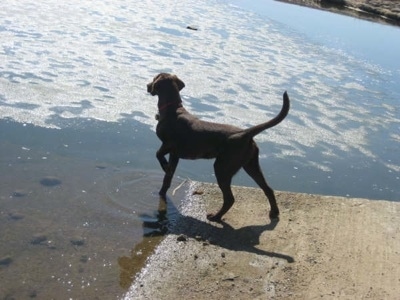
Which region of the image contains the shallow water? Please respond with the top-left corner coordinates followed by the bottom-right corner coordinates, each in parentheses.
top-left (0, 119), bottom-right (185, 299)
top-left (1, 0), bottom-right (399, 298)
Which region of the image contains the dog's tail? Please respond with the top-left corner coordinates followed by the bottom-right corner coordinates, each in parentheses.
top-left (238, 91), bottom-right (290, 139)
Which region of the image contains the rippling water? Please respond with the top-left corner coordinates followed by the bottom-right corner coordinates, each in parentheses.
top-left (1, 0), bottom-right (399, 298)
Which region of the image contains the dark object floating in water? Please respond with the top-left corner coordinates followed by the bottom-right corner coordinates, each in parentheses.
top-left (40, 176), bottom-right (62, 187)
top-left (186, 26), bottom-right (198, 31)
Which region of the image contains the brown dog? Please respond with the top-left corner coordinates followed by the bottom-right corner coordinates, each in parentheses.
top-left (147, 73), bottom-right (290, 222)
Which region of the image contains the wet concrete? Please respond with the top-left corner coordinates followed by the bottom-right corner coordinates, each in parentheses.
top-left (125, 181), bottom-right (400, 299)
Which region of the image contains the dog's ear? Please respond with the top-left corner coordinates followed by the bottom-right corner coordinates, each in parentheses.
top-left (149, 74), bottom-right (163, 96)
top-left (147, 81), bottom-right (156, 95)
top-left (172, 75), bottom-right (185, 91)
top-left (150, 80), bottom-right (159, 96)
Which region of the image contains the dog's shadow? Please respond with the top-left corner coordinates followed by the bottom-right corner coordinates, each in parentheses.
top-left (174, 214), bottom-right (293, 261)
top-left (163, 196), bottom-right (294, 263)
top-left (118, 195), bottom-right (293, 289)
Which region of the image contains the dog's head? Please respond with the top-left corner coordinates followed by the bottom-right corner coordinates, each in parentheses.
top-left (147, 73), bottom-right (185, 96)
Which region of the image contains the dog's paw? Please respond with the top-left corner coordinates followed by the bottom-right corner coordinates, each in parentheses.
top-left (206, 213), bottom-right (222, 223)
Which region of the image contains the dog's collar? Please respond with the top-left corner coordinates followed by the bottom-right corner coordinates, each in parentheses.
top-left (158, 101), bottom-right (182, 112)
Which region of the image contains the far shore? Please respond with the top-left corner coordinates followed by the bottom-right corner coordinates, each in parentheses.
top-left (277, 0), bottom-right (400, 26)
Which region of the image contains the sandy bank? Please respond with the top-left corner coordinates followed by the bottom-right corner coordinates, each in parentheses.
top-left (125, 182), bottom-right (399, 299)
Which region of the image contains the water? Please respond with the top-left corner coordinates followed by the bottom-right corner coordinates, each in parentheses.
top-left (1, 0), bottom-right (399, 298)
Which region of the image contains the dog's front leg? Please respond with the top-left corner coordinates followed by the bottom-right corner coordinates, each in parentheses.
top-left (156, 144), bottom-right (170, 172)
top-left (159, 154), bottom-right (179, 196)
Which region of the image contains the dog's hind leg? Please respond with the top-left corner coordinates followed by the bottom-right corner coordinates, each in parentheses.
top-left (207, 157), bottom-right (241, 222)
top-left (243, 144), bottom-right (280, 219)
top-left (159, 154), bottom-right (179, 197)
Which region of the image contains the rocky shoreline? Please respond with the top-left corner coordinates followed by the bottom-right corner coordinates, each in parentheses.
top-left (277, 0), bottom-right (400, 26)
